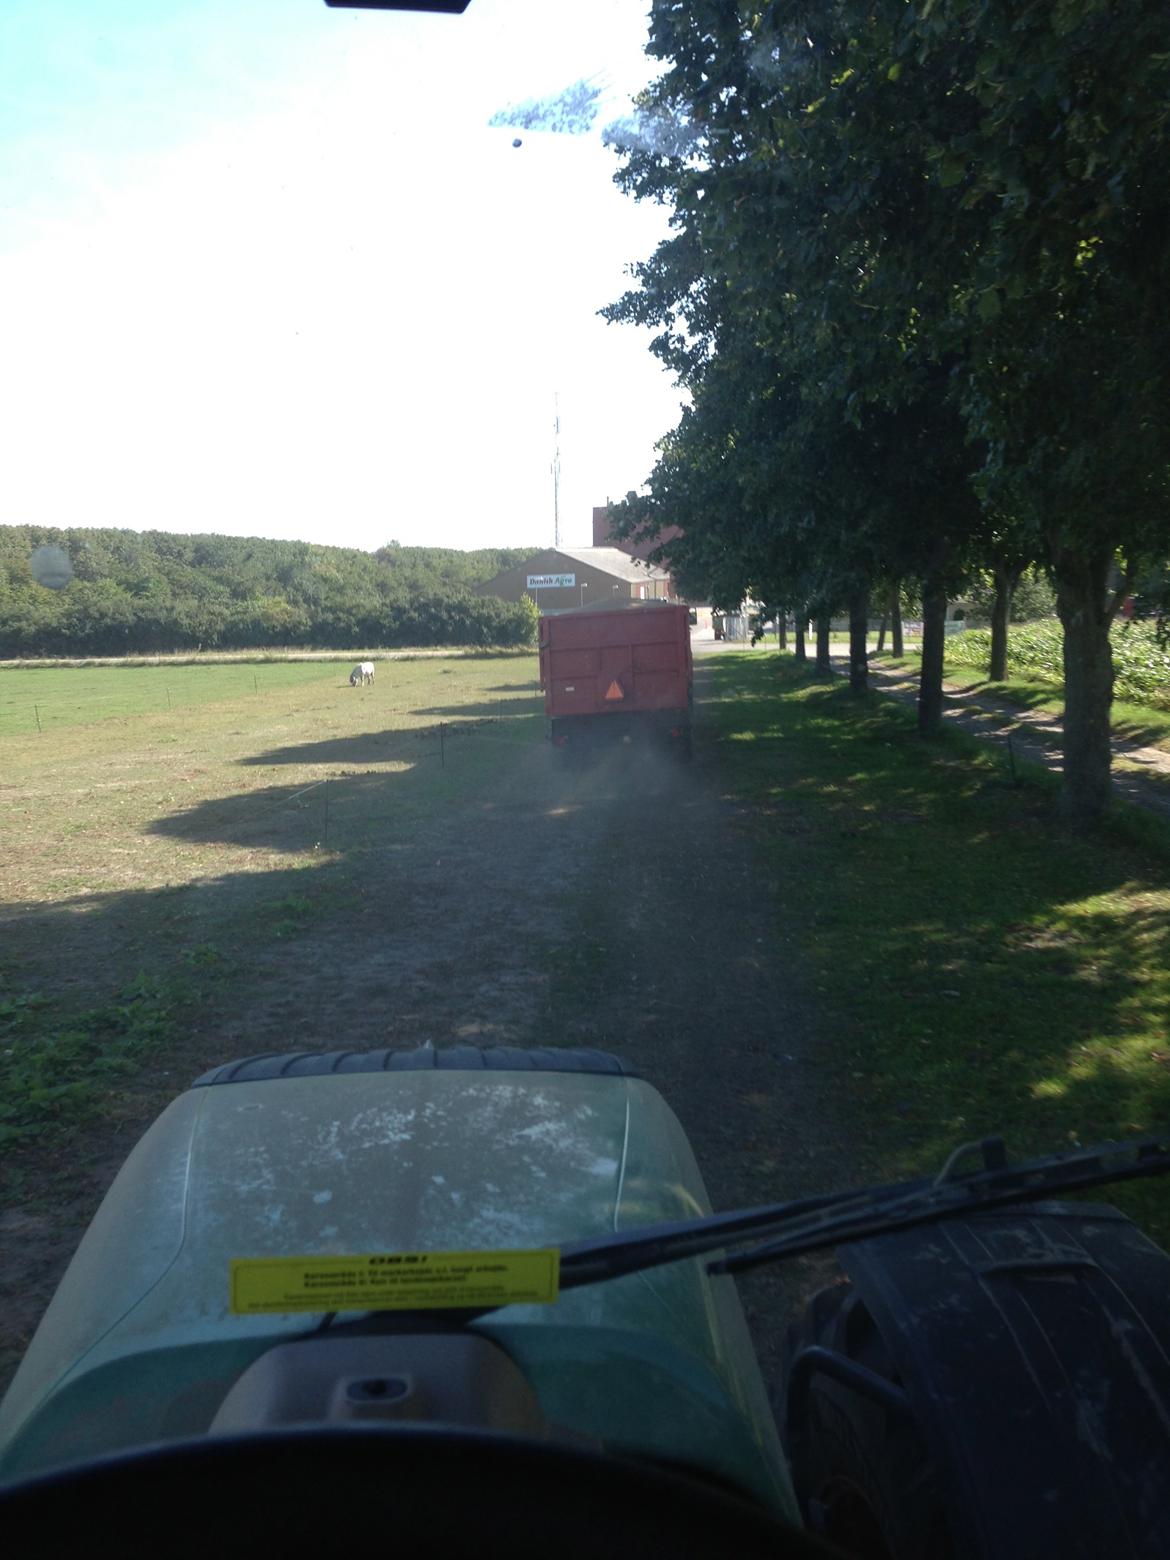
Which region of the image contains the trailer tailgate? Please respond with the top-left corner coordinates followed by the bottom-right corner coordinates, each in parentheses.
top-left (540, 605), bottom-right (691, 718)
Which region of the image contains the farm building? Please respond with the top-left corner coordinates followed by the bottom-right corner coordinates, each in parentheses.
top-left (476, 547), bottom-right (672, 614)
top-left (591, 506), bottom-right (682, 571)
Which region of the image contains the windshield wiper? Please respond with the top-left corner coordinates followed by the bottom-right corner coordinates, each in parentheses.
top-left (556, 1133), bottom-right (1170, 1291)
top-left (313, 1134), bottom-right (1170, 1336)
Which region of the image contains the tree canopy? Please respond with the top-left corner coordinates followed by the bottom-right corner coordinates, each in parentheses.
top-left (606, 0), bottom-right (1170, 824)
top-left (0, 528), bottom-right (540, 656)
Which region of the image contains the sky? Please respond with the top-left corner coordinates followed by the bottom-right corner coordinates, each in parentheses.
top-left (0, 0), bottom-right (683, 553)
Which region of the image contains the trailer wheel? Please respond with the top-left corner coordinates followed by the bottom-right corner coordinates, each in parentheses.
top-left (548, 718), bottom-right (581, 762)
top-left (780, 1282), bottom-right (953, 1560)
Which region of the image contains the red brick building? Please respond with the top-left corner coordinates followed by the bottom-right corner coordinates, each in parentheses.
top-left (592, 506), bottom-right (682, 573)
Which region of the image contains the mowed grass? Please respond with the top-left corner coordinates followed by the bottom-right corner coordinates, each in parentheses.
top-left (0, 653), bottom-right (543, 1157)
top-left (0, 661), bottom-right (369, 734)
top-left (705, 654), bottom-right (1170, 1244)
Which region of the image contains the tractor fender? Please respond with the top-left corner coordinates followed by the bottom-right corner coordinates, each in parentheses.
top-left (834, 1200), bottom-right (1170, 1559)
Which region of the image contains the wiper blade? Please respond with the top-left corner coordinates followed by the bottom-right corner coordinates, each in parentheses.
top-left (307, 1135), bottom-right (1170, 1339)
top-left (556, 1179), bottom-right (916, 1289)
top-left (557, 1133), bottom-right (1170, 1292)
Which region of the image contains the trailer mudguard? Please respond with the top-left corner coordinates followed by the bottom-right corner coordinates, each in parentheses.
top-left (836, 1200), bottom-right (1170, 1559)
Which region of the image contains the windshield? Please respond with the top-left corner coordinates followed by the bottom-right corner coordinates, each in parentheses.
top-left (3, 0), bottom-right (1170, 1519)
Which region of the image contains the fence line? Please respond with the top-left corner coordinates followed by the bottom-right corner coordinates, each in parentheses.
top-left (0, 685), bottom-right (544, 735)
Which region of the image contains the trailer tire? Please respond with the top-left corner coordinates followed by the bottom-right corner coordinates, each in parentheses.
top-left (779, 1282), bottom-right (953, 1560)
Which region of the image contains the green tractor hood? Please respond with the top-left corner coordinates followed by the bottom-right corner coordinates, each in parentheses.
top-left (0, 1067), bottom-right (796, 1520)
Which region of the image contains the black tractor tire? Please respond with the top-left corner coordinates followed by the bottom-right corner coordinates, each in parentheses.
top-left (779, 1281), bottom-right (954, 1560)
top-left (195, 1045), bottom-right (637, 1087)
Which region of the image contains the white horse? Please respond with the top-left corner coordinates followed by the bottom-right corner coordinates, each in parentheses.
top-left (349, 661), bottom-right (375, 687)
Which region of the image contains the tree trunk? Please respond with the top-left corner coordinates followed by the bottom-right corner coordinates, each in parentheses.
top-left (876, 616), bottom-right (887, 655)
top-left (1053, 548), bottom-right (1114, 828)
top-left (849, 590), bottom-right (869, 695)
top-left (891, 587), bottom-right (904, 659)
top-left (918, 578), bottom-right (947, 734)
top-left (814, 611), bottom-right (832, 675)
top-left (778, 618), bottom-right (788, 650)
top-left (988, 562), bottom-right (1024, 682)
top-left (794, 618), bottom-right (807, 662)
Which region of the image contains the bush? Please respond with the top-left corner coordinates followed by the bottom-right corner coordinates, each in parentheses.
top-left (0, 526), bottom-right (542, 656)
top-left (945, 620), bottom-right (1170, 708)
top-left (962, 566), bottom-right (1057, 625)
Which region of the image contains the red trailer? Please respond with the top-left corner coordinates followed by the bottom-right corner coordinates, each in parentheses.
top-left (538, 601), bottom-right (693, 757)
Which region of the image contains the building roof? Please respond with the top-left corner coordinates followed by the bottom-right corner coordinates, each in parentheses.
top-left (552, 546), bottom-right (670, 583)
top-left (551, 598), bottom-right (680, 616)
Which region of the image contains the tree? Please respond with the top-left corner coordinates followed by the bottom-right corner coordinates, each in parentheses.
top-left (606, 0), bottom-right (1170, 826)
top-left (0, 526), bottom-right (543, 655)
top-left (604, 2), bottom-right (989, 727)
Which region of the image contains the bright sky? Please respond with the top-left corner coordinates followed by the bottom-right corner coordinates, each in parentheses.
top-left (0, 0), bottom-right (681, 552)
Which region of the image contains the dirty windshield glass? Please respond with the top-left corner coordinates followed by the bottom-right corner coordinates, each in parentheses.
top-left (4, 2), bottom-right (1170, 1548)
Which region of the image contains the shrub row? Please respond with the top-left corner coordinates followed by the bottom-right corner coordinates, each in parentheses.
top-left (945, 620), bottom-right (1170, 708)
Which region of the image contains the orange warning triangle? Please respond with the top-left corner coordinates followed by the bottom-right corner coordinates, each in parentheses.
top-left (604, 679), bottom-right (625, 701)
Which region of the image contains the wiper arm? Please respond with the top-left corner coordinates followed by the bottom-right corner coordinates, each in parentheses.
top-left (557, 1133), bottom-right (1170, 1292)
top-left (307, 1135), bottom-right (1170, 1339)
top-left (556, 1178), bottom-right (920, 1289)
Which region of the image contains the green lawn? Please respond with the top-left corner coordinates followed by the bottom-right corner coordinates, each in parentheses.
top-left (706, 654), bottom-right (1170, 1243)
top-left (0, 661), bottom-right (342, 733)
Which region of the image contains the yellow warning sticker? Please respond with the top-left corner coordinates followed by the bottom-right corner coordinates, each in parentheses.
top-left (229, 1248), bottom-right (560, 1316)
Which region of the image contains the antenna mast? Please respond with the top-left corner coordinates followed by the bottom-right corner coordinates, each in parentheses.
top-left (551, 392), bottom-right (561, 549)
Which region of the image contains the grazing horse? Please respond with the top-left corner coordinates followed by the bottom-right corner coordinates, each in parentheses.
top-left (349, 662), bottom-right (375, 687)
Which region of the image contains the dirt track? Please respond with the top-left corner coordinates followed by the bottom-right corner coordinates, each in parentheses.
top-left (853, 657), bottom-right (1170, 820)
top-left (0, 660), bottom-right (841, 1394)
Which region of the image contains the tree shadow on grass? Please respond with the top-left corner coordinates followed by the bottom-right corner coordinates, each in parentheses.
top-left (1, 715), bottom-right (701, 1165)
top-left (239, 712), bottom-right (543, 769)
top-left (971, 679), bottom-right (1065, 712)
top-left (409, 699), bottom-right (544, 720)
top-left (698, 654), bottom-right (1170, 1232)
top-left (1112, 716), bottom-right (1170, 752)
top-left (239, 728), bottom-right (442, 769)
top-left (146, 744), bottom-right (501, 851)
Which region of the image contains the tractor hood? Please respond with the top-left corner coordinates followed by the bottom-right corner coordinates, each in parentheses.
top-left (0, 1070), bottom-right (794, 1517)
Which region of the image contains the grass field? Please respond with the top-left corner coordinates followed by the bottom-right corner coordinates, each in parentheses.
top-left (4, 647), bottom-right (1170, 1397)
top-left (0, 653), bottom-right (544, 1155)
top-left (0, 662), bottom-right (345, 733)
top-left (0, 657), bottom-right (522, 735)
top-left (4, 649), bottom-right (1170, 1232)
top-left (704, 654), bottom-right (1170, 1243)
